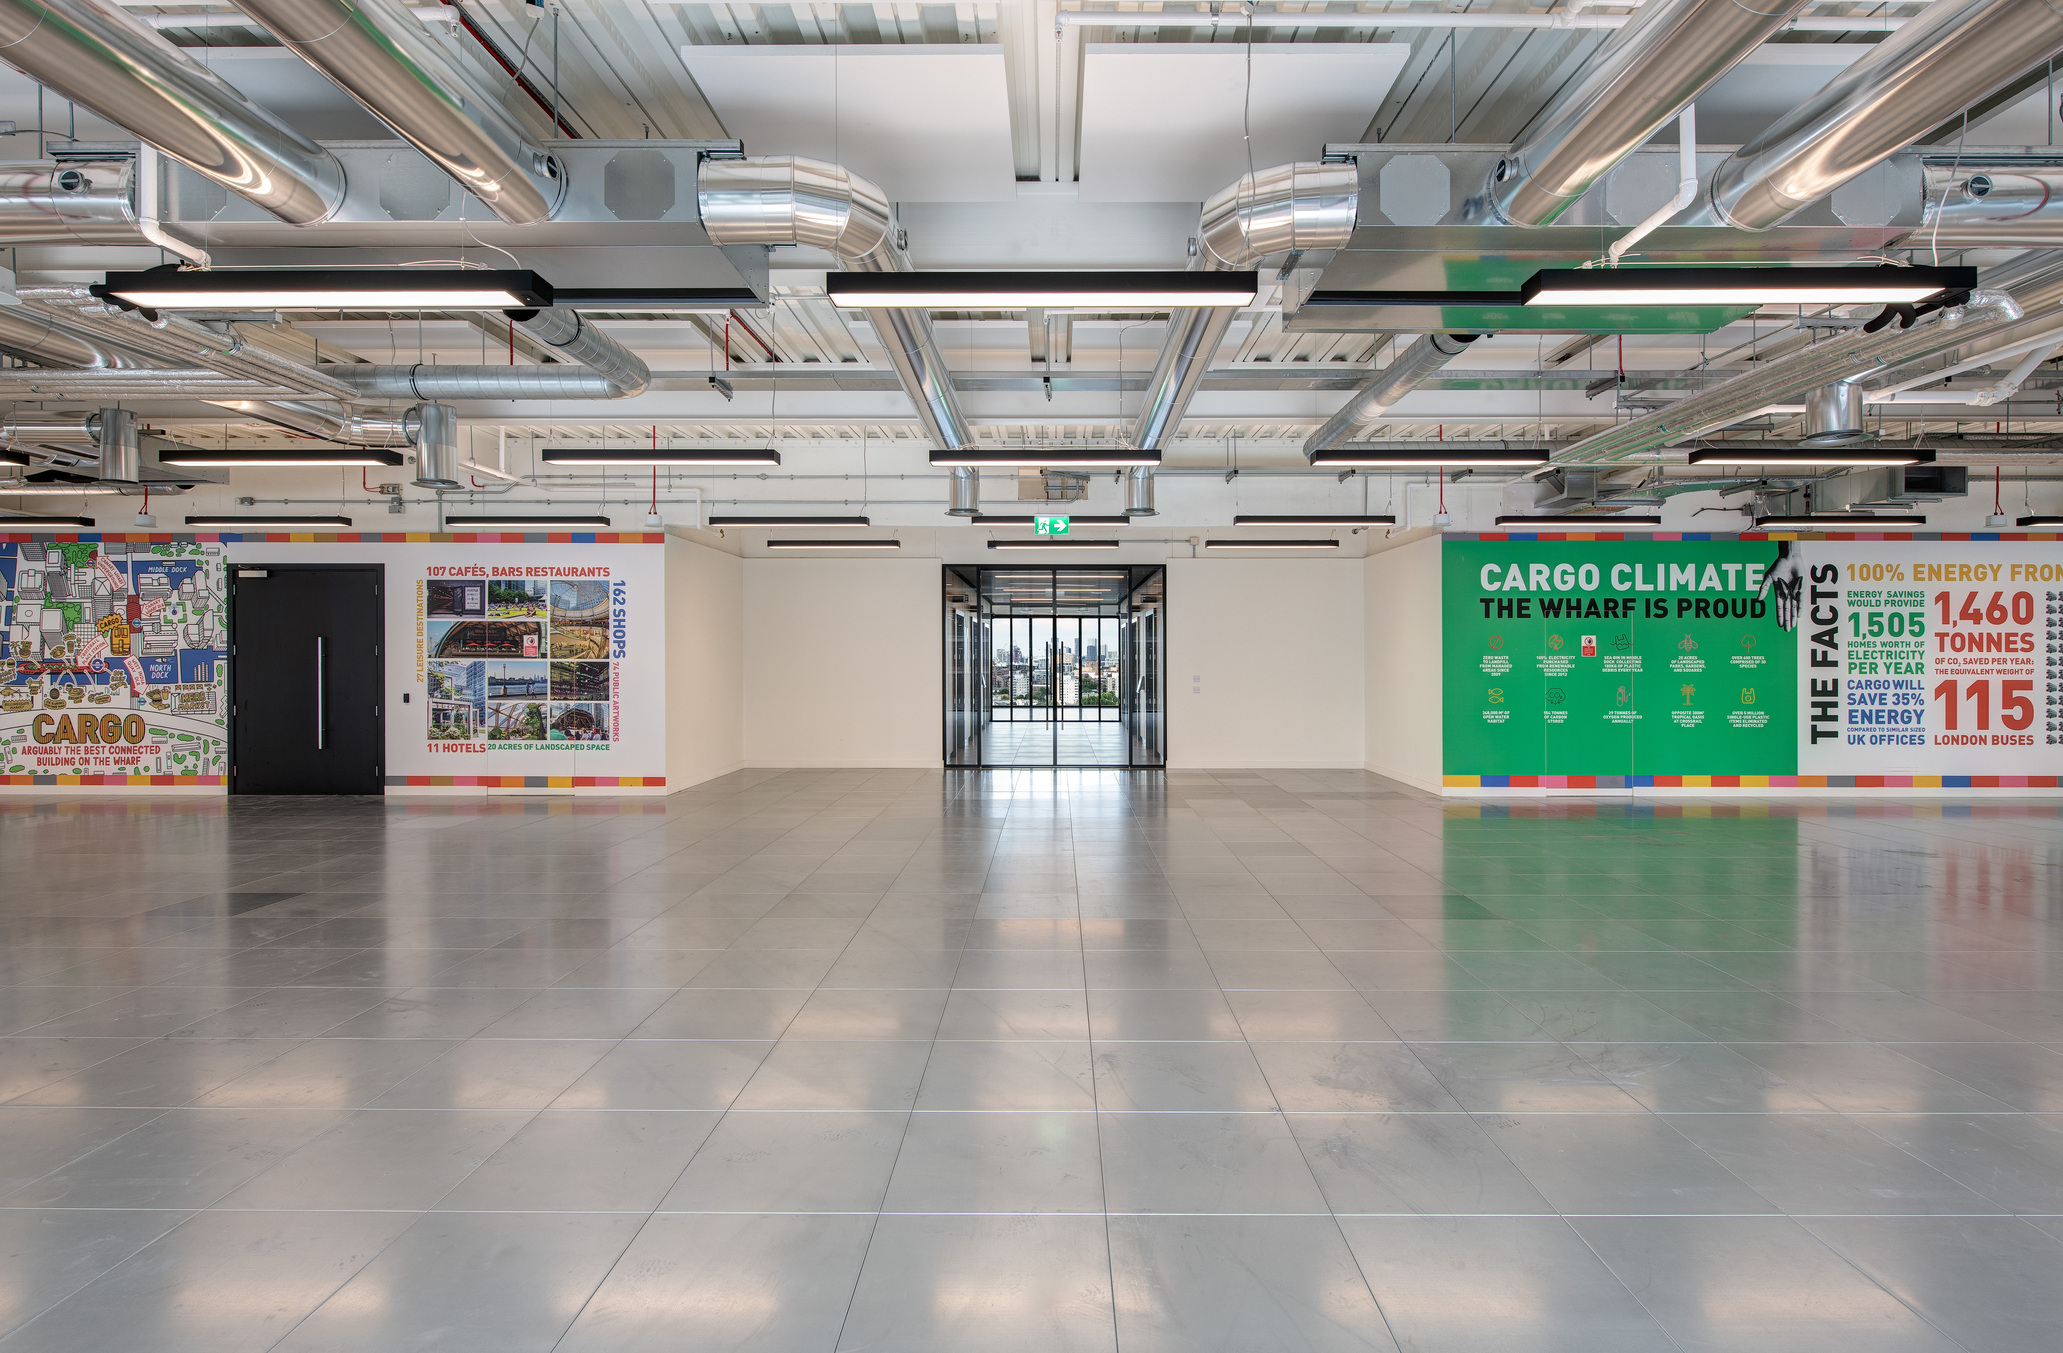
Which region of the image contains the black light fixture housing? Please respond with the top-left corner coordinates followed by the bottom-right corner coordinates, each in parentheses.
top-left (157, 446), bottom-right (407, 467)
top-left (1495, 514), bottom-right (1667, 530)
top-left (2016, 515), bottom-right (2063, 526)
top-left (95, 265), bottom-right (553, 311)
top-left (763, 539), bottom-right (902, 549)
top-left (1688, 447), bottom-right (1937, 467)
top-left (1309, 447), bottom-right (1551, 468)
top-left (0, 515), bottom-right (94, 528)
top-left (1754, 513), bottom-right (1928, 528)
top-left (987, 538), bottom-right (1123, 549)
top-left (1232, 514), bottom-right (1397, 526)
top-left (541, 447), bottom-right (782, 467)
top-left (1519, 265), bottom-right (1975, 308)
top-left (971, 514), bottom-right (1132, 525)
top-left (707, 515), bottom-right (871, 527)
top-left (183, 514), bottom-right (353, 529)
top-left (932, 448), bottom-right (1160, 467)
top-left (443, 515), bottom-right (614, 529)
top-left (1204, 539), bottom-right (1342, 549)
top-left (828, 271), bottom-right (1259, 309)
top-left (0, 448), bottom-right (29, 467)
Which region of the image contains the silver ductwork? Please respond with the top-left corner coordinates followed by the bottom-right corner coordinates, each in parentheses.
top-left (1802, 379), bottom-right (1866, 444)
top-left (93, 407), bottom-right (139, 481)
top-left (0, 305), bottom-right (153, 369)
top-left (699, 156), bottom-right (973, 451)
top-left (1551, 281), bottom-right (2063, 466)
top-left (208, 399), bottom-right (409, 446)
top-left (331, 366), bottom-right (629, 400)
top-left (1920, 165), bottom-right (2063, 244)
top-left (1123, 465), bottom-right (1157, 517)
top-left (1303, 334), bottom-right (1481, 460)
top-left (410, 402), bottom-right (460, 488)
top-left (0, 161), bottom-right (143, 244)
top-left (1487, 0), bottom-right (1809, 225)
top-left (507, 308), bottom-right (649, 397)
top-left (228, 0), bottom-right (561, 226)
top-left (1703, 0), bottom-right (2063, 229)
top-left (948, 466), bottom-right (979, 516)
top-left (0, 0), bottom-right (345, 225)
top-left (1131, 162), bottom-right (1359, 454)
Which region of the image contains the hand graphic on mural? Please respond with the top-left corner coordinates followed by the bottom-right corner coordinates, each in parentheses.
top-left (1758, 541), bottom-right (1804, 631)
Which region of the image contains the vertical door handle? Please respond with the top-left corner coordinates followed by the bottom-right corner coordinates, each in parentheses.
top-left (315, 636), bottom-right (326, 750)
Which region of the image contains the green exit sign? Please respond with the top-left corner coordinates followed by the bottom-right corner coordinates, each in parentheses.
top-left (1034, 515), bottom-right (1071, 536)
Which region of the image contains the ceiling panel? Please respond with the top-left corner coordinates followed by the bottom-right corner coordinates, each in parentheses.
top-left (1078, 43), bottom-right (1411, 204)
top-left (678, 43), bottom-right (1017, 202)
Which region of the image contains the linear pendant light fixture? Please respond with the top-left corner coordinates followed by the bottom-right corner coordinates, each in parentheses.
top-left (2017, 515), bottom-right (2063, 526)
top-left (764, 539), bottom-right (901, 549)
top-left (96, 266), bottom-right (553, 310)
top-left (1205, 538), bottom-right (1342, 549)
top-left (707, 515), bottom-right (871, 527)
top-left (1687, 447), bottom-right (1937, 467)
top-left (541, 447), bottom-right (782, 466)
top-left (184, 514), bottom-right (352, 529)
top-left (1308, 447), bottom-right (1551, 468)
top-left (828, 271), bottom-right (1259, 309)
top-left (971, 514), bottom-right (1132, 525)
top-left (1232, 514), bottom-right (1397, 526)
top-left (932, 448), bottom-right (1160, 467)
top-left (0, 514), bottom-right (94, 528)
top-left (1755, 513), bottom-right (1927, 528)
top-left (988, 538), bottom-right (1122, 549)
top-left (158, 446), bottom-right (407, 467)
top-left (1495, 514), bottom-right (1667, 530)
top-left (443, 514), bottom-right (613, 529)
top-left (1520, 265), bottom-right (1974, 308)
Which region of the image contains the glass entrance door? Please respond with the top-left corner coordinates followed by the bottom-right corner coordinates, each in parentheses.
top-left (941, 566), bottom-right (1165, 768)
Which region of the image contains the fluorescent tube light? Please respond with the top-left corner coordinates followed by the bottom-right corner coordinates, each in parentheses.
top-left (1495, 515), bottom-right (1666, 530)
top-left (987, 539), bottom-right (1123, 549)
top-left (157, 446), bottom-right (406, 467)
top-left (828, 271), bottom-right (1259, 309)
top-left (1687, 447), bottom-right (1936, 467)
top-left (183, 514), bottom-right (352, 528)
top-left (708, 515), bottom-right (871, 527)
top-left (1520, 265), bottom-right (1974, 308)
top-left (933, 448), bottom-right (1160, 467)
top-left (1309, 447), bottom-right (1551, 468)
top-left (95, 266), bottom-right (552, 310)
top-left (0, 448), bottom-right (28, 466)
top-left (1232, 514), bottom-right (1397, 526)
top-left (971, 514), bottom-right (1131, 525)
top-left (443, 515), bottom-right (613, 528)
top-left (764, 539), bottom-right (901, 549)
top-left (1204, 538), bottom-right (1342, 549)
top-left (540, 447), bottom-right (782, 466)
top-left (2017, 516), bottom-right (2063, 526)
top-left (1754, 514), bottom-right (1927, 528)
top-left (0, 515), bottom-right (94, 527)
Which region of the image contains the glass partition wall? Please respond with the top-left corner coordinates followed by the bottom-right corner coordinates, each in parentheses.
top-left (943, 565), bottom-right (1167, 768)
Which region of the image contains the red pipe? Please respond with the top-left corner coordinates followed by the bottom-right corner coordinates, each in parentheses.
top-left (439, 0), bottom-right (580, 139)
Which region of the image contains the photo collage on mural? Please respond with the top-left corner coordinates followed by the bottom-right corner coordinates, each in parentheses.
top-left (422, 567), bottom-right (620, 751)
top-left (0, 540), bottom-right (228, 778)
top-left (1443, 536), bottom-right (2063, 781)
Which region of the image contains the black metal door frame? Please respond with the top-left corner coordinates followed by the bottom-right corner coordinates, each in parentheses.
top-left (228, 563), bottom-right (385, 794)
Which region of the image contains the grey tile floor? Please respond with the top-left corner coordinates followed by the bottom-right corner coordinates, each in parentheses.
top-left (1, 770), bottom-right (2061, 1351)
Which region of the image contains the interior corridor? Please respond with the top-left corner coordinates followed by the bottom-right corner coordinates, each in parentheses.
top-left (0, 773), bottom-right (2059, 1351)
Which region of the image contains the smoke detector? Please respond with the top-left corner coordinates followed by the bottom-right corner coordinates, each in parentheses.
top-left (1432, 511), bottom-right (1452, 528)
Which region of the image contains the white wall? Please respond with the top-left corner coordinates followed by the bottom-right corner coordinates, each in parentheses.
top-left (743, 556), bottom-right (942, 767)
top-left (1166, 557), bottom-right (1365, 768)
top-left (1364, 535), bottom-right (1443, 791)
top-left (665, 535), bottom-right (745, 790)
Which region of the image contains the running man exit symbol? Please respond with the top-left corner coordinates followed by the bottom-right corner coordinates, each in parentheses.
top-left (1035, 515), bottom-right (1071, 536)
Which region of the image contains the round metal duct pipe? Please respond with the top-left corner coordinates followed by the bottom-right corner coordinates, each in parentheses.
top-left (0, 0), bottom-right (346, 225)
top-left (1124, 466), bottom-right (1157, 517)
top-left (948, 466), bottom-right (979, 516)
top-left (92, 408), bottom-right (140, 482)
top-left (1803, 380), bottom-right (1868, 444)
top-left (408, 402), bottom-right (460, 489)
top-left (0, 162), bottom-right (144, 245)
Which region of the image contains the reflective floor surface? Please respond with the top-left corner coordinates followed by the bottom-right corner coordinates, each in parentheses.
top-left (978, 721), bottom-right (1129, 766)
top-left (1, 770), bottom-right (2061, 1351)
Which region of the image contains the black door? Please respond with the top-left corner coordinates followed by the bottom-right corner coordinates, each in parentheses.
top-left (230, 566), bottom-right (383, 794)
